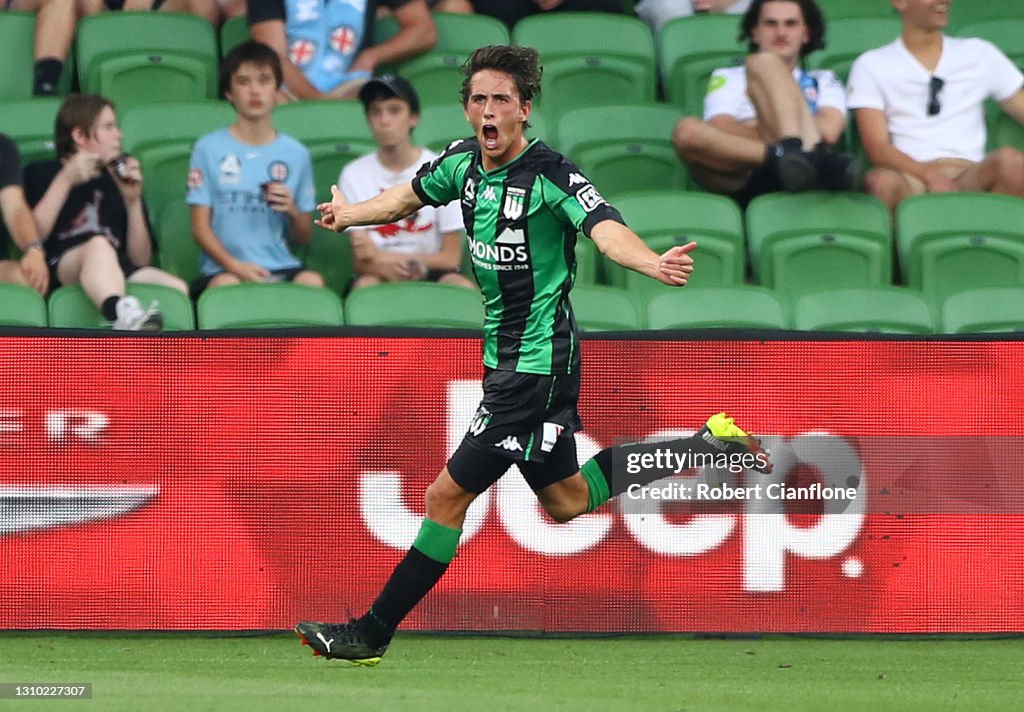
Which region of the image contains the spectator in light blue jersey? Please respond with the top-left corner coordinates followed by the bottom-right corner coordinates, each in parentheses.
top-left (187, 41), bottom-right (323, 294)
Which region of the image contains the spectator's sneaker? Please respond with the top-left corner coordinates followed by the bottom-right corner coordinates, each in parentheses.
top-left (295, 620), bottom-right (389, 666)
top-left (813, 145), bottom-right (862, 191)
top-left (699, 412), bottom-right (772, 473)
top-left (112, 296), bottom-right (163, 332)
top-left (772, 145), bottom-right (819, 192)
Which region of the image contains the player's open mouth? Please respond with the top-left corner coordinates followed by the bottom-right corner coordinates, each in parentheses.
top-left (482, 124), bottom-right (499, 150)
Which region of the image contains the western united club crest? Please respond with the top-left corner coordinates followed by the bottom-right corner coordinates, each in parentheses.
top-left (267, 161), bottom-right (289, 182)
top-left (502, 187), bottom-right (526, 221)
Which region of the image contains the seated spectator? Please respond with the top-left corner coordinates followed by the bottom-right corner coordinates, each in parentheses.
top-left (848, 0), bottom-right (1024, 211)
top-left (0, 133), bottom-right (49, 294)
top-left (75, 0), bottom-right (220, 29)
top-left (5, 0), bottom-right (75, 96)
top-left (472, 0), bottom-right (622, 30)
top-left (247, 0), bottom-right (437, 101)
top-left (636, 0), bottom-right (752, 34)
top-left (672, 0), bottom-right (858, 206)
top-left (428, 0), bottom-right (471, 11)
top-left (23, 94), bottom-right (188, 330)
top-left (188, 41), bottom-right (323, 294)
top-left (340, 75), bottom-right (472, 291)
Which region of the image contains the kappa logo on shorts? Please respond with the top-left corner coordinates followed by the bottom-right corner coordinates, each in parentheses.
top-left (496, 436), bottom-right (523, 452)
top-left (468, 406), bottom-right (492, 437)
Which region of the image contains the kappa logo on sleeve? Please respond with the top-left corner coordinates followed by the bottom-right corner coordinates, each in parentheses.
top-left (575, 184), bottom-right (607, 212)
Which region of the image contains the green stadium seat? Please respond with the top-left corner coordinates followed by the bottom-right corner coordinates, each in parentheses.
top-left (570, 284), bottom-right (642, 332)
top-left (955, 20), bottom-right (1024, 69)
top-left (345, 282), bottom-right (481, 328)
top-left (220, 15), bottom-right (251, 58)
top-left (813, 0), bottom-right (897, 20)
top-left (807, 17), bottom-right (902, 82)
top-left (512, 13), bottom-right (656, 124)
top-left (120, 101), bottom-right (236, 223)
top-left (658, 14), bottom-right (748, 117)
top-left (646, 286), bottom-right (787, 330)
top-left (746, 192), bottom-right (892, 301)
top-left (557, 104), bottom-right (691, 199)
top-left (273, 101), bottom-right (376, 203)
top-left (896, 193), bottom-right (1024, 302)
top-left (941, 287), bottom-right (1024, 334)
top-left (48, 283), bottom-right (195, 330)
top-left (155, 201), bottom-right (201, 285)
top-left (792, 287), bottom-right (934, 334)
top-left (197, 282), bottom-right (343, 328)
top-left (76, 14), bottom-right (218, 108)
top-left (949, 0), bottom-right (1023, 29)
top-left (416, 105), bottom-right (553, 153)
top-left (376, 12), bottom-right (510, 108)
top-left (0, 283), bottom-right (48, 326)
top-left (0, 98), bottom-right (62, 165)
top-left (989, 111), bottom-right (1024, 153)
top-left (604, 191), bottom-right (744, 293)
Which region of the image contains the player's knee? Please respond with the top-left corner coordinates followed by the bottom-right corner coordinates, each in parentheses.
top-left (672, 116), bottom-right (704, 157)
top-left (423, 477), bottom-right (471, 523)
top-left (542, 500), bottom-right (583, 524)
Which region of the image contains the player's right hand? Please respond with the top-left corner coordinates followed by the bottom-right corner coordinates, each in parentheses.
top-left (315, 184), bottom-right (349, 233)
top-left (657, 241), bottom-right (697, 286)
top-left (62, 152), bottom-right (103, 185)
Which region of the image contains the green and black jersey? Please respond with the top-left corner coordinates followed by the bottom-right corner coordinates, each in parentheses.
top-left (412, 138), bottom-right (624, 376)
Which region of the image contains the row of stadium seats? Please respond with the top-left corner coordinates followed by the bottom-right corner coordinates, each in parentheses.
top-left (2, 279), bottom-right (1020, 335)
top-left (3, 10), bottom-right (1021, 121)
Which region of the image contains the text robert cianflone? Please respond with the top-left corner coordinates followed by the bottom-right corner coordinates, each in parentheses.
top-left (625, 481), bottom-right (858, 502)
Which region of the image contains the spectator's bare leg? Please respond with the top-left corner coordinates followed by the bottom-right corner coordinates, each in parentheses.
top-left (863, 168), bottom-right (916, 212)
top-left (744, 52), bottom-right (820, 149)
top-left (56, 237), bottom-right (125, 309)
top-left (207, 273), bottom-right (242, 289)
top-left (160, 0), bottom-right (220, 26)
top-left (0, 261), bottom-right (31, 287)
top-left (955, 148), bottom-right (1024, 198)
top-left (12, 0), bottom-right (76, 95)
top-left (672, 117), bottom-right (763, 194)
top-left (351, 274), bottom-right (383, 290)
top-left (293, 270), bottom-right (326, 288)
top-left (437, 272), bottom-right (475, 289)
top-left (127, 267), bottom-right (190, 295)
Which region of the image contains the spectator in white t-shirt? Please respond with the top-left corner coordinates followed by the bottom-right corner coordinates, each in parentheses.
top-left (339, 75), bottom-right (472, 291)
top-left (636, 0), bottom-right (752, 34)
top-left (847, 0), bottom-right (1024, 211)
top-left (672, 0), bottom-right (858, 206)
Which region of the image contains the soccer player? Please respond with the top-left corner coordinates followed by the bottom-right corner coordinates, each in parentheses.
top-left (295, 45), bottom-right (771, 665)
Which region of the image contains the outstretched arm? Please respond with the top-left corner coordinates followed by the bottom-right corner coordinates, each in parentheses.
top-left (589, 219), bottom-right (696, 287)
top-left (316, 183), bottom-right (425, 233)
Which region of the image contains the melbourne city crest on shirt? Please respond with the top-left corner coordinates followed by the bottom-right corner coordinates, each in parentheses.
top-left (502, 186), bottom-right (526, 221)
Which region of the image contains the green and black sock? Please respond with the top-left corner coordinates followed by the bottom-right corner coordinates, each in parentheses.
top-left (359, 518), bottom-right (461, 647)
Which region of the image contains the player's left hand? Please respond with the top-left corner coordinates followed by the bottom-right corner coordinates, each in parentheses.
top-left (264, 181), bottom-right (295, 214)
top-left (315, 184), bottom-right (350, 233)
top-left (656, 241), bottom-right (697, 286)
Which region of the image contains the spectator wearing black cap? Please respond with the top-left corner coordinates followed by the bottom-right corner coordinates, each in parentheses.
top-left (338, 74), bottom-right (472, 290)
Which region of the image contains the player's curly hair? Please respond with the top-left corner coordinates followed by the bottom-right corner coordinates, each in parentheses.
top-left (739, 0), bottom-right (826, 59)
top-left (460, 45), bottom-right (543, 107)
